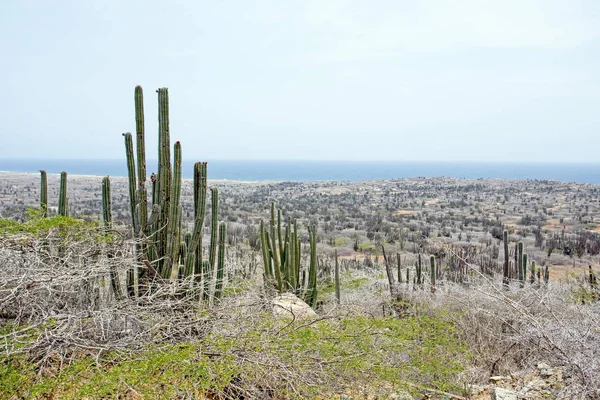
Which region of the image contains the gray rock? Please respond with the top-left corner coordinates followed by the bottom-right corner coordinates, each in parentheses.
top-left (272, 293), bottom-right (317, 319)
top-left (536, 362), bottom-right (554, 377)
top-left (491, 387), bottom-right (518, 400)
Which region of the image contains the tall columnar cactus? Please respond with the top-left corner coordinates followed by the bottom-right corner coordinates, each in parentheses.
top-left (102, 176), bottom-right (123, 299)
top-left (503, 230), bottom-right (510, 289)
top-left (40, 170), bottom-right (48, 217)
top-left (101, 177), bottom-right (112, 228)
top-left (305, 225), bottom-right (318, 308)
top-left (163, 140), bottom-right (182, 279)
top-left (208, 188), bottom-right (219, 277)
top-left (260, 220), bottom-right (271, 277)
top-left (544, 265), bottom-right (550, 286)
top-left (269, 203), bottom-right (283, 291)
top-left (134, 86), bottom-right (148, 243)
top-left (334, 249), bottom-right (340, 303)
top-left (430, 255), bottom-right (436, 293)
top-left (58, 171), bottom-right (68, 217)
top-left (522, 253), bottom-right (528, 288)
top-left (214, 222), bottom-right (227, 300)
top-left (517, 242), bottom-right (524, 287)
top-left (530, 260), bottom-right (536, 285)
top-left (396, 253), bottom-right (403, 284)
top-left (184, 162), bottom-right (207, 292)
top-left (416, 253), bottom-right (423, 287)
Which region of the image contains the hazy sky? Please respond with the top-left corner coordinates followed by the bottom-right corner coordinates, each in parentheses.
top-left (1, 1), bottom-right (599, 162)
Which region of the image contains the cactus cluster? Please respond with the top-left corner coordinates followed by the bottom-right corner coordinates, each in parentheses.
top-left (123, 86), bottom-right (225, 301)
top-left (260, 202), bottom-right (318, 308)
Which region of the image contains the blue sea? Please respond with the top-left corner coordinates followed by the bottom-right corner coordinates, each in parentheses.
top-left (1, 159), bottom-right (599, 185)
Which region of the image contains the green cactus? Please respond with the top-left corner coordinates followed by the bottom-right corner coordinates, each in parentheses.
top-left (269, 203), bottom-right (283, 292)
top-left (503, 230), bottom-right (510, 289)
top-left (522, 252), bottom-right (527, 288)
top-left (544, 265), bottom-right (550, 286)
top-left (102, 176), bottom-right (123, 300)
top-left (260, 204), bottom-right (318, 307)
top-left (260, 220), bottom-right (271, 278)
top-left (518, 242), bottom-right (524, 287)
top-left (214, 222), bottom-right (227, 300)
top-left (430, 255), bottom-right (436, 293)
top-left (124, 87), bottom-right (224, 300)
top-left (396, 253), bottom-right (402, 284)
top-left (40, 170), bottom-right (48, 217)
top-left (305, 225), bottom-right (318, 308)
top-left (208, 188), bottom-right (219, 277)
top-left (58, 171), bottom-right (68, 217)
top-left (134, 86), bottom-right (148, 244)
top-left (417, 253), bottom-right (423, 287)
top-left (530, 260), bottom-right (536, 285)
top-left (101, 177), bottom-right (112, 229)
top-left (334, 249), bottom-right (340, 303)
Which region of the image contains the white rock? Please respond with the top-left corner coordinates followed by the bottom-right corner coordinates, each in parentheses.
top-left (272, 293), bottom-right (317, 319)
top-left (491, 387), bottom-right (518, 400)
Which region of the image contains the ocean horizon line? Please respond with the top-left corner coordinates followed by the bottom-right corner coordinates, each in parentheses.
top-left (0, 159), bottom-right (599, 185)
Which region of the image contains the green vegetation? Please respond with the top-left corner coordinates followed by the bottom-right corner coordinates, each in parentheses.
top-left (0, 209), bottom-right (99, 239)
top-left (0, 313), bottom-right (469, 399)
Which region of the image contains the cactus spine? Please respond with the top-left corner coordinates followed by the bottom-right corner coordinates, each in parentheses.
top-left (58, 171), bottom-right (68, 217)
top-left (40, 170), bottom-right (48, 217)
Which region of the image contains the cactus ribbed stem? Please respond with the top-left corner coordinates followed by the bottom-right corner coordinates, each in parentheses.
top-left (518, 242), bottom-right (524, 287)
top-left (186, 162), bottom-right (207, 281)
top-left (522, 252), bottom-right (527, 288)
top-left (503, 230), bottom-right (510, 289)
top-left (214, 222), bottom-right (226, 299)
top-left (396, 253), bottom-right (402, 284)
top-left (260, 221), bottom-right (271, 277)
top-left (135, 86), bottom-right (148, 245)
top-left (103, 176), bottom-right (123, 300)
top-left (430, 255), bottom-right (436, 293)
top-left (305, 226), bottom-right (318, 308)
top-left (334, 249), bottom-right (340, 303)
top-left (58, 171), bottom-right (68, 217)
top-left (270, 203), bottom-right (282, 291)
top-left (164, 141), bottom-right (182, 279)
top-left (40, 170), bottom-right (47, 217)
top-left (101, 177), bottom-right (112, 228)
top-left (417, 253), bottom-right (422, 286)
top-left (208, 188), bottom-right (219, 281)
top-left (123, 133), bottom-right (139, 235)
